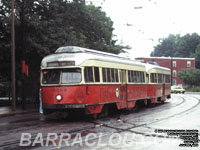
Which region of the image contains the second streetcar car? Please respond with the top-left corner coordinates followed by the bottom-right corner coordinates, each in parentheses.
top-left (40, 46), bottom-right (171, 116)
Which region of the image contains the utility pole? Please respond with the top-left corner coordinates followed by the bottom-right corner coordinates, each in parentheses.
top-left (11, 0), bottom-right (16, 111)
top-left (21, 0), bottom-right (26, 110)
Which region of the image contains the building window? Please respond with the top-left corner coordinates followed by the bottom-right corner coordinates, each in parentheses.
top-left (173, 70), bottom-right (176, 77)
top-left (187, 61), bottom-right (191, 67)
top-left (173, 79), bottom-right (176, 85)
top-left (173, 61), bottom-right (176, 67)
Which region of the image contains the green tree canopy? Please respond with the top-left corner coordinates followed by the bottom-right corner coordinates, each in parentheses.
top-left (0, 0), bottom-right (129, 80)
top-left (193, 44), bottom-right (200, 69)
top-left (175, 33), bottom-right (200, 57)
top-left (151, 34), bottom-right (180, 57)
top-left (178, 68), bottom-right (200, 86)
top-left (151, 33), bottom-right (200, 68)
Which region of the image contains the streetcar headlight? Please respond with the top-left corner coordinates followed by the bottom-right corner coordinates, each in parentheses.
top-left (56, 95), bottom-right (62, 101)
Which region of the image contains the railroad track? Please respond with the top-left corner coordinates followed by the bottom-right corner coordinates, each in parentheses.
top-left (91, 95), bottom-right (200, 139)
top-left (1, 95), bottom-right (200, 150)
top-left (43, 95), bottom-right (200, 150)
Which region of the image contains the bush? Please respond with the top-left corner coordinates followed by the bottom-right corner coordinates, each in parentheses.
top-left (178, 68), bottom-right (200, 86)
top-left (186, 86), bottom-right (200, 92)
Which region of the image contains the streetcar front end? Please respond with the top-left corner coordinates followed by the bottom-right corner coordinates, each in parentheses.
top-left (40, 66), bottom-right (86, 114)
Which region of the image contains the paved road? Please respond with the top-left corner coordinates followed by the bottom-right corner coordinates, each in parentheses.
top-left (0, 94), bottom-right (199, 150)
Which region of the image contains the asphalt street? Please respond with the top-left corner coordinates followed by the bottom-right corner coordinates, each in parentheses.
top-left (0, 94), bottom-right (199, 150)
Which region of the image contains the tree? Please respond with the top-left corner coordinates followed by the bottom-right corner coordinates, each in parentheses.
top-left (0, 0), bottom-right (129, 81)
top-left (193, 44), bottom-right (200, 68)
top-left (175, 33), bottom-right (200, 57)
top-left (150, 34), bottom-right (180, 57)
top-left (178, 68), bottom-right (200, 86)
top-left (151, 33), bottom-right (200, 68)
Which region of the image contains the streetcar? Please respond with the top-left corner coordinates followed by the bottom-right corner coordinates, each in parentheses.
top-left (40, 46), bottom-right (171, 116)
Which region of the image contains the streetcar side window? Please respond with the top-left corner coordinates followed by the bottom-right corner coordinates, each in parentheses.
top-left (120, 70), bottom-right (122, 82)
top-left (94, 67), bottom-right (100, 82)
top-left (150, 73), bottom-right (158, 83)
top-left (158, 74), bottom-right (163, 83)
top-left (102, 68), bottom-right (119, 83)
top-left (130, 71), bottom-right (133, 82)
top-left (137, 71), bottom-right (140, 82)
top-left (114, 69), bottom-right (119, 82)
top-left (165, 75), bottom-right (171, 83)
top-left (133, 71), bottom-right (137, 82)
top-left (111, 69), bottom-right (115, 82)
top-left (102, 68), bottom-right (107, 82)
top-left (146, 73), bottom-right (149, 83)
top-left (140, 72), bottom-right (145, 83)
top-left (128, 71), bottom-right (145, 83)
top-left (128, 71), bottom-right (132, 83)
top-left (142, 72), bottom-right (145, 83)
top-left (120, 70), bottom-right (127, 83)
top-left (84, 67), bottom-right (94, 82)
top-left (107, 68), bottom-right (111, 82)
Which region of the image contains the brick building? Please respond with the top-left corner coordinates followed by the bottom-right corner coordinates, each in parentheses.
top-left (135, 57), bottom-right (195, 85)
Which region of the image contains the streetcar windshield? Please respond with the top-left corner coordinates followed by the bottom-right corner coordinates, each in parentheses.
top-left (42, 68), bottom-right (81, 85)
top-left (42, 69), bottom-right (60, 84)
top-left (61, 68), bottom-right (81, 84)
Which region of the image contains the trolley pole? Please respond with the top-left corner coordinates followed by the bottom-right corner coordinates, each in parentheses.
top-left (11, 0), bottom-right (16, 111)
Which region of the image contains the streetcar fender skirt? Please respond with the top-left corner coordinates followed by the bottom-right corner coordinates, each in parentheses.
top-left (127, 101), bottom-right (136, 109)
top-left (151, 98), bottom-right (157, 103)
top-left (85, 104), bottom-right (103, 115)
top-left (116, 102), bottom-right (124, 110)
top-left (161, 95), bottom-right (167, 101)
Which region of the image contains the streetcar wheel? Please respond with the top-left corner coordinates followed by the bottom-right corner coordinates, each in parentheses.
top-left (146, 99), bottom-right (152, 108)
top-left (150, 103), bottom-right (156, 107)
top-left (91, 114), bottom-right (98, 120)
top-left (129, 102), bottom-right (139, 112)
top-left (99, 105), bottom-right (109, 118)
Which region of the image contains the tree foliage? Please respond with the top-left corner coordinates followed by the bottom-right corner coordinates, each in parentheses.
top-left (151, 33), bottom-right (200, 68)
top-left (151, 34), bottom-right (180, 57)
top-left (193, 44), bottom-right (200, 69)
top-left (175, 33), bottom-right (200, 57)
top-left (0, 0), bottom-right (129, 80)
top-left (178, 68), bottom-right (200, 86)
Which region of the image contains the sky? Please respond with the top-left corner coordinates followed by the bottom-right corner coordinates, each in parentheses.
top-left (88, 0), bottom-right (200, 58)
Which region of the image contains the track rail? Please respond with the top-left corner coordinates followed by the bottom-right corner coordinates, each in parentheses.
top-left (1, 95), bottom-right (200, 149)
top-left (46, 95), bottom-right (200, 150)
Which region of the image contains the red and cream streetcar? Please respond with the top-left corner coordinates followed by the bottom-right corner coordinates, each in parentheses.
top-left (40, 46), bottom-right (171, 116)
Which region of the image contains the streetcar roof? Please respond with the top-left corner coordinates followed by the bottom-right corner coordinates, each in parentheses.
top-left (41, 46), bottom-right (170, 75)
top-left (55, 46), bottom-right (129, 60)
top-left (145, 63), bottom-right (171, 75)
top-left (41, 46), bottom-right (146, 69)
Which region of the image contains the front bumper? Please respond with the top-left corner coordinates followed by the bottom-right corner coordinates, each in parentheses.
top-left (43, 103), bottom-right (85, 109)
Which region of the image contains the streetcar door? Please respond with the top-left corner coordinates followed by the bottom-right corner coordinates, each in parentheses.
top-left (119, 70), bottom-right (127, 108)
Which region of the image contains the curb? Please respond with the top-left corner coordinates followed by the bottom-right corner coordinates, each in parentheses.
top-left (185, 92), bottom-right (200, 94)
